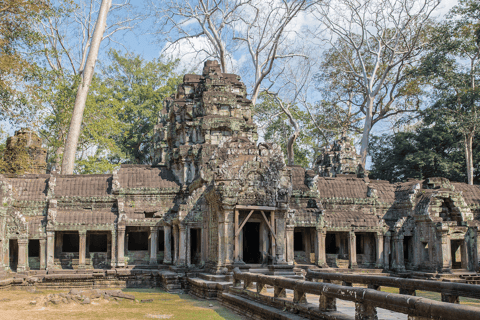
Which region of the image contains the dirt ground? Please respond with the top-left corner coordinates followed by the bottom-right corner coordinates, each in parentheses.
top-left (0, 287), bottom-right (244, 320)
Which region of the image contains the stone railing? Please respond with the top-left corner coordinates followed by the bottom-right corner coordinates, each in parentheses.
top-left (306, 270), bottom-right (480, 304)
top-left (232, 268), bottom-right (480, 320)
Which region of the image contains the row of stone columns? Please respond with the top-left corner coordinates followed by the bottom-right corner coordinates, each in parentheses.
top-left (286, 229), bottom-right (388, 269)
top-left (22, 225), bottom-right (180, 270)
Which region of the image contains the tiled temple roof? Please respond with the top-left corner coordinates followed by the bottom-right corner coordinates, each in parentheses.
top-left (317, 177), bottom-right (368, 199)
top-left (55, 174), bottom-right (112, 197)
top-left (451, 183), bottom-right (480, 206)
top-left (4, 174), bottom-right (49, 201)
top-left (117, 165), bottom-right (179, 189)
top-left (289, 166), bottom-right (310, 191)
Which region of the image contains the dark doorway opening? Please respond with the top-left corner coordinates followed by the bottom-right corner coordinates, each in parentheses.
top-left (326, 233), bottom-right (337, 254)
top-left (404, 236), bottom-right (413, 263)
top-left (451, 239), bottom-right (463, 269)
top-left (243, 222), bottom-right (261, 263)
top-left (62, 233), bottom-right (79, 252)
top-left (9, 239), bottom-right (18, 272)
top-left (89, 234), bottom-right (107, 252)
top-left (190, 229), bottom-right (201, 265)
top-left (28, 239), bottom-right (40, 257)
top-left (294, 232), bottom-right (304, 251)
top-left (356, 234), bottom-right (364, 254)
top-left (158, 230), bottom-right (165, 252)
top-left (128, 232), bottom-right (148, 251)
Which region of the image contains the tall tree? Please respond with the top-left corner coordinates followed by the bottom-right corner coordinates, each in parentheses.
top-left (101, 50), bottom-right (181, 165)
top-left (313, 0), bottom-right (440, 168)
top-left (34, 0), bottom-right (141, 170)
top-left (61, 0), bottom-right (112, 174)
top-left (369, 112), bottom-right (476, 183)
top-left (416, 0), bottom-right (480, 184)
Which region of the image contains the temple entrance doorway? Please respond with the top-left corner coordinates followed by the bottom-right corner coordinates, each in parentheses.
top-left (451, 239), bottom-right (463, 269)
top-left (243, 222), bottom-right (261, 263)
top-left (190, 228), bottom-right (201, 265)
top-left (294, 227), bottom-right (315, 264)
top-left (9, 239), bottom-right (18, 272)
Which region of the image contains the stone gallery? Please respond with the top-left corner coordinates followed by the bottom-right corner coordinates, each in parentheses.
top-left (1, 60), bottom-right (479, 276)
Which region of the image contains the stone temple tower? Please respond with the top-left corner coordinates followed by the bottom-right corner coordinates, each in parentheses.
top-left (153, 60), bottom-right (258, 186)
top-left (2, 129), bottom-right (47, 174)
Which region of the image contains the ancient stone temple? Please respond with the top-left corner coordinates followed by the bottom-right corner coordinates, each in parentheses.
top-left (0, 60), bottom-right (479, 277)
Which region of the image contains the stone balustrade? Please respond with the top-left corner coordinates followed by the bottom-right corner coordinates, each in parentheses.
top-left (306, 270), bottom-right (480, 304)
top-left (232, 268), bottom-right (480, 320)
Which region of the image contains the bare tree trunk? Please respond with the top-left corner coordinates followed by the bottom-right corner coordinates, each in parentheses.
top-left (360, 96), bottom-right (374, 168)
top-left (465, 133), bottom-right (474, 185)
top-left (61, 0), bottom-right (112, 174)
top-left (287, 130), bottom-right (300, 166)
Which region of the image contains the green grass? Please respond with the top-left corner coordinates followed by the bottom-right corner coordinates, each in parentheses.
top-left (0, 287), bottom-right (243, 320)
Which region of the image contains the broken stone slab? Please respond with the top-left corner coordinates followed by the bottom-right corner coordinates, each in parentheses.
top-left (141, 299), bottom-right (153, 303)
top-left (107, 290), bottom-right (135, 300)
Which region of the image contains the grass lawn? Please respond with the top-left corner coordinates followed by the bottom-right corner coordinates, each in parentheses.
top-left (0, 287), bottom-right (244, 320)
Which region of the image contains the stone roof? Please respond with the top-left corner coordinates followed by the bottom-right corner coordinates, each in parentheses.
top-left (451, 183), bottom-right (480, 206)
top-left (317, 176), bottom-right (368, 199)
top-left (55, 174), bottom-right (112, 197)
top-left (5, 174), bottom-right (49, 201)
top-left (289, 166), bottom-right (309, 191)
top-left (369, 181), bottom-right (396, 203)
top-left (117, 165), bottom-right (179, 189)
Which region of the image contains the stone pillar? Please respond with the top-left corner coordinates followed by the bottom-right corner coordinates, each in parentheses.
top-left (186, 226), bottom-right (191, 266)
top-left (270, 211), bottom-right (276, 264)
top-left (177, 224), bottom-right (186, 266)
top-left (348, 231), bottom-right (357, 268)
top-left (117, 226), bottom-right (126, 267)
top-left (173, 225), bottom-right (178, 265)
top-left (438, 228), bottom-right (450, 272)
top-left (46, 231), bottom-right (55, 269)
top-left (110, 230), bottom-right (116, 268)
top-left (217, 213), bottom-right (225, 269)
top-left (286, 226), bottom-right (294, 265)
top-left (163, 225), bottom-right (172, 264)
top-left (374, 232), bottom-right (384, 268)
top-left (275, 212), bottom-right (286, 264)
top-left (17, 238), bottom-right (27, 272)
top-left (225, 210), bottom-right (235, 265)
top-left (39, 239), bottom-right (46, 270)
top-left (201, 227), bottom-right (206, 264)
top-left (150, 227), bottom-right (158, 265)
top-left (394, 234), bottom-right (405, 272)
top-left (78, 230), bottom-right (86, 269)
top-left (234, 209), bottom-right (240, 262)
top-left (316, 230), bottom-right (327, 267)
top-left (466, 227), bottom-right (479, 272)
top-left (355, 302), bottom-right (377, 320)
top-left (384, 232), bottom-right (391, 270)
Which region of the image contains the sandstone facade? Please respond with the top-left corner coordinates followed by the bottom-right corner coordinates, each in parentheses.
top-left (0, 61), bottom-right (479, 274)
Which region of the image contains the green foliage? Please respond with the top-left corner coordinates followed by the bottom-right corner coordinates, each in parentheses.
top-left (254, 93), bottom-right (319, 168)
top-left (34, 50), bottom-right (181, 174)
top-left (369, 112), bottom-right (480, 183)
top-left (0, 0), bottom-right (53, 126)
top-left (100, 50), bottom-right (182, 165)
